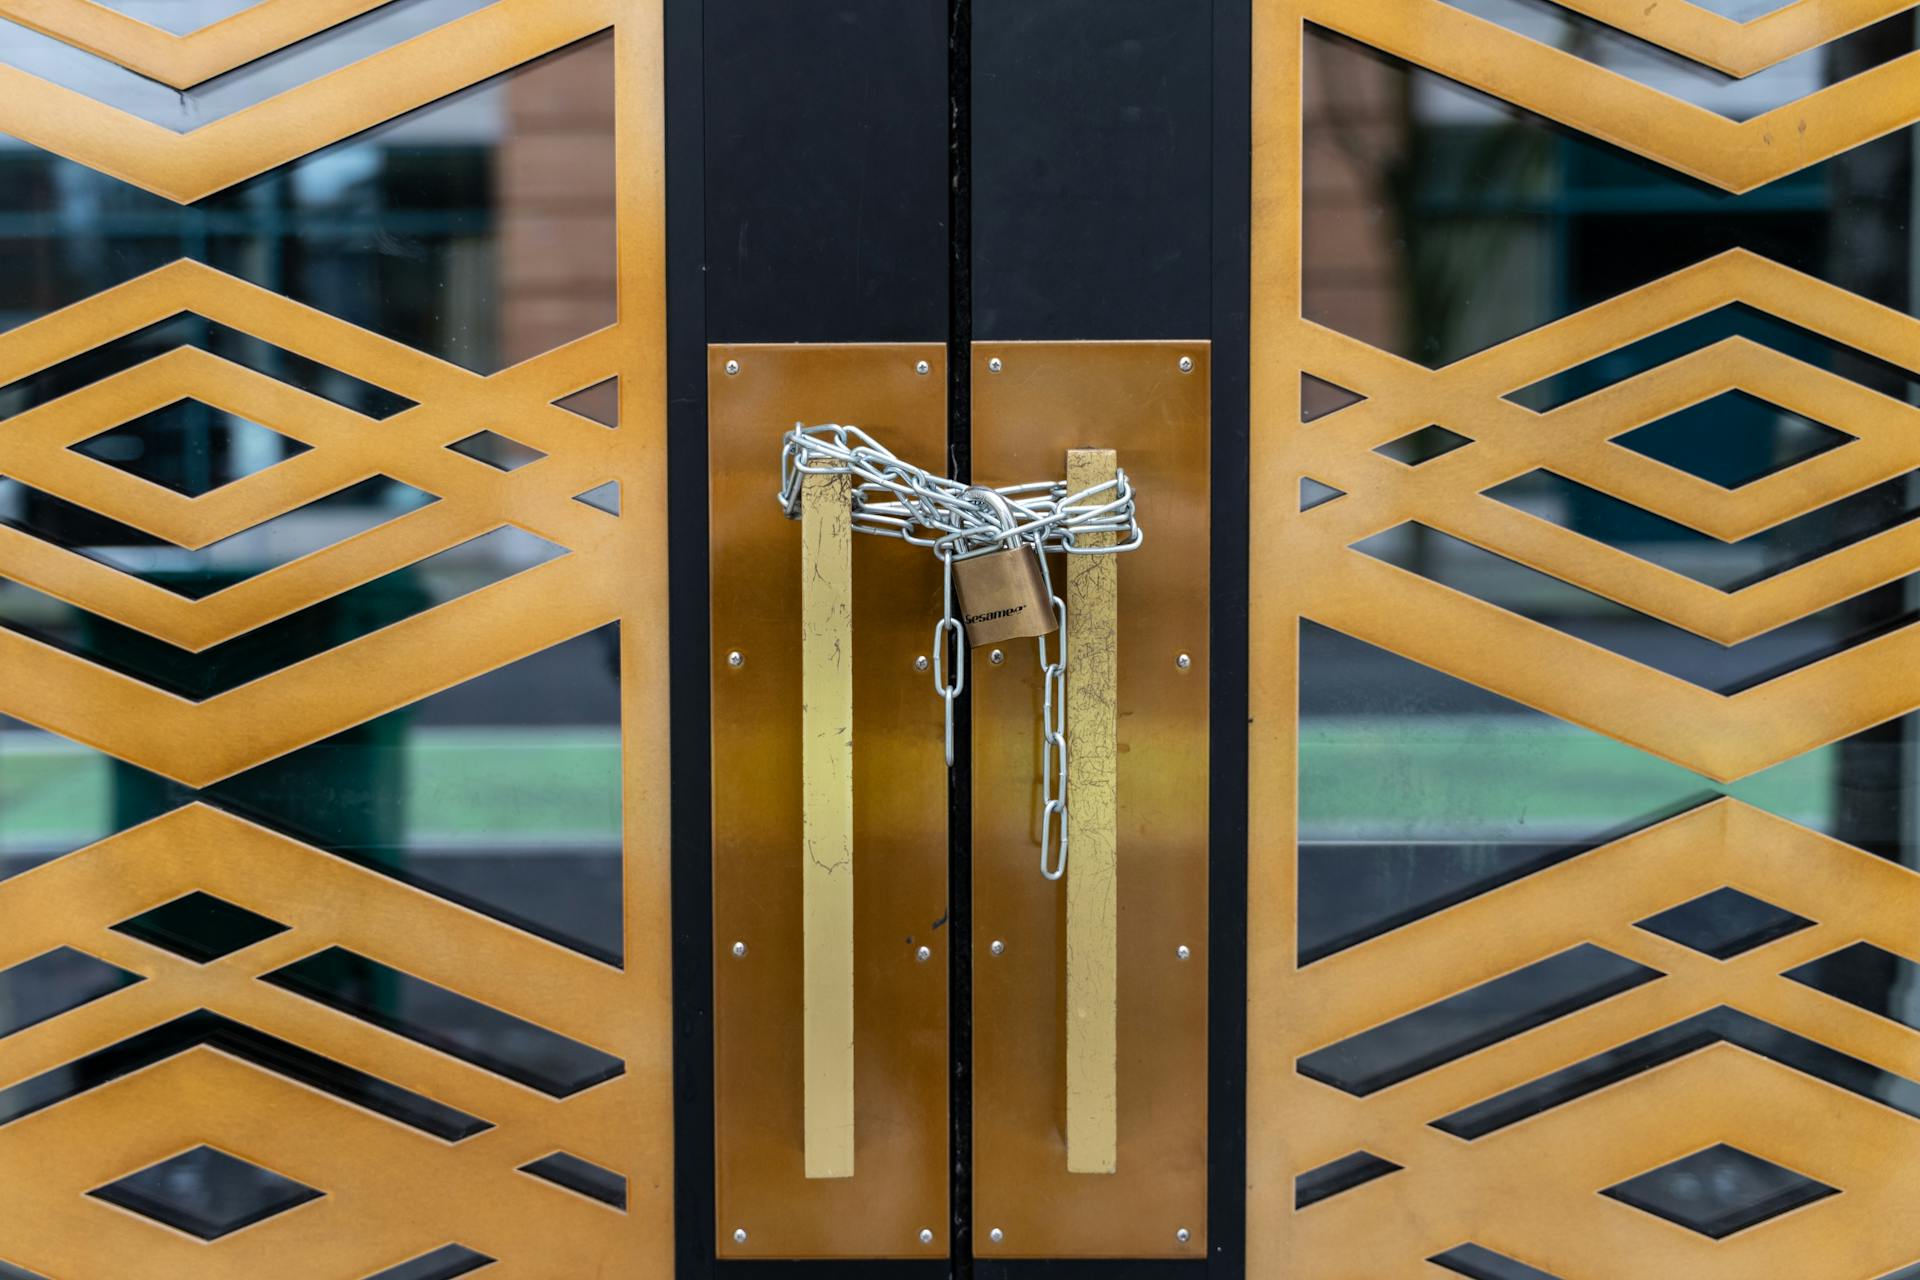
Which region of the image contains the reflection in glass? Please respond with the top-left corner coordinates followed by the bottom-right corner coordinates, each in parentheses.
top-left (0, 30), bottom-right (615, 372)
top-left (1354, 521), bottom-right (1920, 694)
top-left (1302, 21), bottom-right (1917, 365)
top-left (1294, 1150), bottom-right (1402, 1210)
top-left (1297, 943), bottom-right (1660, 1095)
top-left (1429, 1243), bottom-right (1562, 1280)
top-left (87, 1145), bottom-right (322, 1241)
top-left (265, 945), bottom-right (624, 1096)
top-left (0, 526), bottom-right (567, 699)
top-left (1600, 1144), bottom-right (1837, 1239)
top-left (72, 399), bottom-right (311, 497)
top-left (0, 947), bottom-right (140, 1038)
top-left (363, 1245), bottom-right (496, 1280)
top-left (0, 1), bottom-right (501, 133)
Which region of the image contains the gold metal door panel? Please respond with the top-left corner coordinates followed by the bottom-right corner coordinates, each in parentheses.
top-left (971, 340), bottom-right (1210, 1259)
top-left (1253, 3), bottom-right (1920, 1276)
top-left (707, 343), bottom-right (950, 1259)
top-left (0, 5), bottom-right (670, 1276)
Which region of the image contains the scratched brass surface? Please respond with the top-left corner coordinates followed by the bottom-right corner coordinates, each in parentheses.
top-left (708, 343), bottom-right (949, 1258)
top-left (971, 341), bottom-right (1209, 1259)
top-left (0, 4), bottom-right (672, 1276)
top-left (1251, 3), bottom-right (1920, 1276)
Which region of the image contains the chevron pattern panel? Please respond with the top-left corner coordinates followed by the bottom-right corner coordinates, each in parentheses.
top-left (0, 2), bottom-right (670, 1276)
top-left (1251, 2), bottom-right (1920, 1276)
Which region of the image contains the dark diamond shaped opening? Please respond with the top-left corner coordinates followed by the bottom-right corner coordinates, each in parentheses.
top-left (1635, 887), bottom-right (1815, 960)
top-left (1601, 1143), bottom-right (1837, 1238)
top-left (111, 892), bottom-right (290, 964)
top-left (447, 430), bottom-right (547, 472)
top-left (1374, 425), bottom-right (1471, 466)
top-left (88, 1145), bottom-right (321, 1240)
top-left (1614, 392), bottom-right (1853, 489)
top-left (71, 399), bottom-right (310, 497)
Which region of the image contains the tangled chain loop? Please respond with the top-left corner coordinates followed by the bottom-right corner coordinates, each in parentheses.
top-left (778, 423), bottom-right (1143, 880)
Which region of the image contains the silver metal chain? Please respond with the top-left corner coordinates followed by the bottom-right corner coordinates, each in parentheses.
top-left (779, 423), bottom-right (1142, 880)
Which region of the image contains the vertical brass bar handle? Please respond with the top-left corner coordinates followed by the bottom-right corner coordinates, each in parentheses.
top-left (801, 470), bottom-right (856, 1179)
top-left (1064, 448), bottom-right (1120, 1174)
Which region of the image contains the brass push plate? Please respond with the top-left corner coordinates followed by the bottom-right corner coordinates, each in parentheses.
top-left (708, 344), bottom-right (949, 1259)
top-left (970, 340), bottom-right (1211, 1258)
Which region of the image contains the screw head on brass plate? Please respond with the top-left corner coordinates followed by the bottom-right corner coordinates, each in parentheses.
top-left (1177, 653), bottom-right (1192, 670)
top-left (990, 649), bottom-right (1004, 665)
top-left (1178, 355), bottom-right (1193, 372)
top-left (916, 945), bottom-right (931, 962)
top-left (733, 1229), bottom-right (747, 1244)
top-left (920, 1228), bottom-right (935, 1245)
top-left (724, 359), bottom-right (740, 375)
top-left (915, 655), bottom-right (929, 671)
top-left (731, 941), bottom-right (746, 958)
top-left (916, 359), bottom-right (931, 375)
top-left (726, 650), bottom-right (743, 668)
top-left (990, 939), bottom-right (1005, 955)
top-left (988, 357), bottom-right (1003, 373)
top-left (989, 1228), bottom-right (1004, 1244)
top-left (1177, 1228), bottom-right (1191, 1243)
top-left (1177, 944), bottom-right (1191, 960)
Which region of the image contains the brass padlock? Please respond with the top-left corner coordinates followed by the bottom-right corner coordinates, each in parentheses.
top-left (952, 545), bottom-right (1057, 646)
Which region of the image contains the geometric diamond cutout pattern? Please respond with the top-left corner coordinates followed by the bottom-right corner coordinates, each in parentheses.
top-left (111, 892), bottom-right (290, 964)
top-left (1374, 424), bottom-right (1472, 466)
top-left (1614, 391), bottom-right (1852, 489)
top-left (71, 399), bottom-right (310, 497)
top-left (1601, 1143), bottom-right (1838, 1238)
top-left (87, 1145), bottom-right (322, 1240)
top-left (447, 430), bottom-right (547, 472)
top-left (1634, 887), bottom-right (1815, 960)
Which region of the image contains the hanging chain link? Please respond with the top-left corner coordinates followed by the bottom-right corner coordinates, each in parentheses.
top-left (779, 423), bottom-right (1142, 880)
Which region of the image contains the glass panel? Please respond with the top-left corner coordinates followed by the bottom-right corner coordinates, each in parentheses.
top-left (111, 891), bottom-right (290, 963)
top-left (87, 1145), bottom-right (322, 1240)
top-left (1373, 424), bottom-right (1472, 466)
top-left (0, 31), bottom-right (615, 373)
top-left (0, 474), bottom-right (438, 599)
top-left (1353, 521), bottom-right (1920, 694)
top-left (0, 316), bottom-right (415, 420)
top-left (1484, 470), bottom-right (1920, 591)
top-left (72, 399), bottom-right (312, 497)
top-left (1433, 2), bottom-right (1912, 120)
top-left (1294, 1150), bottom-right (1402, 1209)
top-left (264, 946), bottom-right (623, 1097)
top-left (1784, 941), bottom-right (1920, 1031)
top-left (0, 2), bottom-right (501, 132)
top-left (1434, 1007), bottom-right (1920, 1139)
top-left (0, 947), bottom-right (141, 1037)
top-left (1634, 888), bottom-right (1814, 960)
top-left (1429, 1244), bottom-right (1563, 1280)
top-left (518, 1151), bottom-right (626, 1209)
top-left (0, 1010), bottom-right (488, 1139)
top-left (1301, 23), bottom-right (1918, 366)
top-left (0, 526), bottom-right (569, 700)
top-left (93, 1), bottom-right (268, 37)
top-left (1295, 943), bottom-right (1661, 1095)
top-left (363, 1246), bottom-right (496, 1280)
top-left (2, 627), bottom-right (621, 960)
top-left (1600, 1144), bottom-right (1837, 1238)
top-left (1613, 392), bottom-right (1853, 489)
